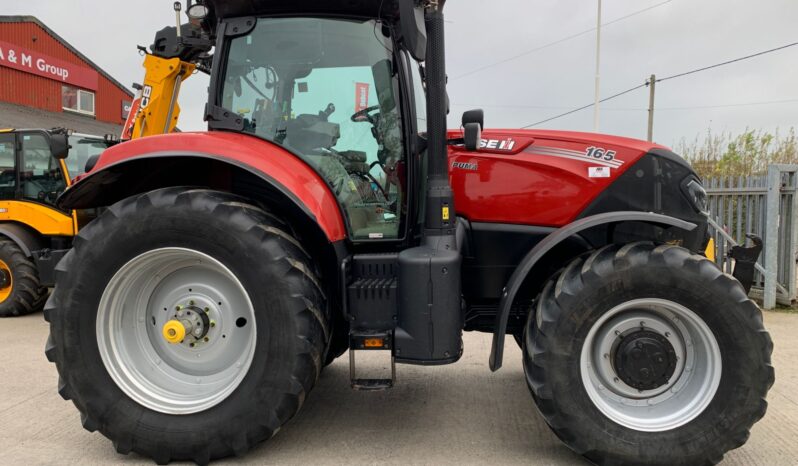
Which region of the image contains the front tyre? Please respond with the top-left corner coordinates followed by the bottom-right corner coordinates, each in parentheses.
top-left (524, 242), bottom-right (774, 465)
top-left (45, 188), bottom-right (328, 464)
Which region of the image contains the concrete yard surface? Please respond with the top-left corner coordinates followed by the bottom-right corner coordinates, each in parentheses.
top-left (1, 311), bottom-right (796, 465)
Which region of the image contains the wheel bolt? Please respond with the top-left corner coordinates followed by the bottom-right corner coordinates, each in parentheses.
top-left (204, 307), bottom-right (210, 313)
top-left (210, 321), bottom-right (216, 327)
top-left (189, 343), bottom-right (195, 348)
top-left (613, 377), bottom-right (619, 383)
top-left (175, 305), bottom-right (183, 311)
top-left (665, 332), bottom-right (671, 338)
top-left (189, 300), bottom-right (195, 305)
top-left (603, 353), bottom-right (609, 359)
top-left (204, 337), bottom-right (209, 342)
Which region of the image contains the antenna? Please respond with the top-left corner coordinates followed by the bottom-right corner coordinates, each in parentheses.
top-left (173, 2), bottom-right (182, 37)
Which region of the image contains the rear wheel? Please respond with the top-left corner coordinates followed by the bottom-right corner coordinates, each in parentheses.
top-left (524, 242), bottom-right (774, 465)
top-left (0, 238), bottom-right (47, 317)
top-left (45, 188), bottom-right (328, 464)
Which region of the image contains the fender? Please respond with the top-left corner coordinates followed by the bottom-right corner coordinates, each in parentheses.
top-left (488, 211), bottom-right (697, 371)
top-left (0, 222), bottom-right (45, 257)
top-left (58, 132), bottom-right (347, 242)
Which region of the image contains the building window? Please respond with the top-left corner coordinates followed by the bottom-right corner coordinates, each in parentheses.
top-left (62, 86), bottom-right (95, 116)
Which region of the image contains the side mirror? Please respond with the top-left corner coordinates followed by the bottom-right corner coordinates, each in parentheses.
top-left (372, 59), bottom-right (396, 111)
top-left (464, 122), bottom-right (482, 151)
top-left (398, 1), bottom-right (427, 61)
top-left (50, 133), bottom-right (70, 160)
top-left (462, 109), bottom-right (484, 130)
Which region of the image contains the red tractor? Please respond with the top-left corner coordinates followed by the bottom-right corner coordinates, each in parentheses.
top-left (45, 1), bottom-right (773, 464)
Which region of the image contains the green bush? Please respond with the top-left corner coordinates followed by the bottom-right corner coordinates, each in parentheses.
top-left (677, 128), bottom-right (798, 178)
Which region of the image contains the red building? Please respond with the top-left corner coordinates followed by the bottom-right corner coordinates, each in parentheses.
top-left (0, 16), bottom-right (133, 135)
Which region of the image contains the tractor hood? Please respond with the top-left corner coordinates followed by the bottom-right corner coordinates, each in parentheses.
top-left (447, 128), bottom-right (701, 228)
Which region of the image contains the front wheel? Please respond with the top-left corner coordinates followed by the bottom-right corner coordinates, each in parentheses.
top-left (524, 242), bottom-right (774, 465)
top-left (0, 238), bottom-right (48, 317)
top-left (45, 188), bottom-right (329, 464)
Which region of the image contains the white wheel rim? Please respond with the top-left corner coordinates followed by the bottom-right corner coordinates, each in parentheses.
top-left (580, 298), bottom-right (722, 432)
top-left (97, 248), bottom-right (257, 415)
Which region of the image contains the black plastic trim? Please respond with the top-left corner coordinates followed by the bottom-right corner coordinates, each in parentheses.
top-left (223, 16), bottom-right (256, 37)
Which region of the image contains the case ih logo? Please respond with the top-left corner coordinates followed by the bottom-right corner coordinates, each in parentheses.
top-left (0, 40), bottom-right (98, 90)
top-left (480, 138), bottom-right (516, 151)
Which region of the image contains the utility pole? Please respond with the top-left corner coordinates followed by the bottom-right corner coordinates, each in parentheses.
top-left (647, 74), bottom-right (656, 142)
top-left (593, 0), bottom-right (602, 132)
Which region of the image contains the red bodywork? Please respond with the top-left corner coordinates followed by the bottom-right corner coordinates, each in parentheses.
top-left (77, 129), bottom-right (666, 241)
top-left (448, 129), bottom-right (665, 227)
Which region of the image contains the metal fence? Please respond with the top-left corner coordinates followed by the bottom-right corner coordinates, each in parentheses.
top-left (704, 164), bottom-right (798, 309)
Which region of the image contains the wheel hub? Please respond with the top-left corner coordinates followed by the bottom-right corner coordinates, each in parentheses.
top-left (0, 267), bottom-right (10, 289)
top-left (162, 304), bottom-right (213, 346)
top-left (613, 330), bottom-right (677, 390)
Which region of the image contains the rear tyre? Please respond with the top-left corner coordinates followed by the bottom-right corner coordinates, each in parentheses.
top-left (524, 242), bottom-right (774, 465)
top-left (0, 239), bottom-right (47, 317)
top-left (45, 188), bottom-right (329, 464)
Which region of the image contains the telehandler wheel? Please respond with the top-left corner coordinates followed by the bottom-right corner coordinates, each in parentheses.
top-left (44, 188), bottom-right (329, 464)
top-left (524, 242), bottom-right (774, 465)
top-left (0, 239), bottom-right (48, 317)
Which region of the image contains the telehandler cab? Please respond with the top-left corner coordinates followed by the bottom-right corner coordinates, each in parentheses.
top-left (45, 1), bottom-right (773, 464)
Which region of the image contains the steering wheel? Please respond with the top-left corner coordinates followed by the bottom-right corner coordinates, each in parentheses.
top-left (351, 105), bottom-right (380, 124)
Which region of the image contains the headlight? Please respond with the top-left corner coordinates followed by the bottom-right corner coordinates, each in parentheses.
top-left (683, 178), bottom-right (709, 215)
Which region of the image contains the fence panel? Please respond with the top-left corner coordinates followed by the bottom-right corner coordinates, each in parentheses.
top-left (704, 164), bottom-right (798, 309)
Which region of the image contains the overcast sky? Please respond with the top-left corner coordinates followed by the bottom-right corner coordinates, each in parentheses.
top-left (4, 0), bottom-right (797, 148)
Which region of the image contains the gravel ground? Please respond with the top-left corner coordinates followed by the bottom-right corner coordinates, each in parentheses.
top-left (0, 310), bottom-right (795, 465)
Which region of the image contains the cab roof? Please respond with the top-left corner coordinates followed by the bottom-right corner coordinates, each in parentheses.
top-left (205, 0), bottom-right (402, 21)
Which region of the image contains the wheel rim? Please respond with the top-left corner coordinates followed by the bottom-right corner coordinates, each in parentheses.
top-left (0, 259), bottom-right (12, 303)
top-left (580, 298), bottom-right (721, 432)
top-left (97, 248), bottom-right (257, 415)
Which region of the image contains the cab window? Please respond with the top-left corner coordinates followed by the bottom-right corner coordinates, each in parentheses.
top-left (66, 135), bottom-right (108, 178)
top-left (0, 134), bottom-right (15, 199)
top-left (409, 58), bottom-right (427, 134)
top-left (20, 133), bottom-right (65, 206)
top-left (222, 17), bottom-right (405, 241)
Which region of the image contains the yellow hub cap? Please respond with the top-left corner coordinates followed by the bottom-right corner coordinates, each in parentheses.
top-left (162, 320), bottom-right (186, 344)
top-left (0, 259), bottom-right (12, 303)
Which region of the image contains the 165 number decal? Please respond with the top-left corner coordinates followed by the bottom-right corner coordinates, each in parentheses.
top-left (586, 146), bottom-right (616, 162)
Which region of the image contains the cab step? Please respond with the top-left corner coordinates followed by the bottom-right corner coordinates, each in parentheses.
top-left (349, 331), bottom-right (395, 391)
